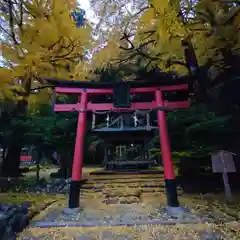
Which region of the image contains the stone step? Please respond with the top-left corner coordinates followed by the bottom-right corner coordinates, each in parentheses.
top-left (104, 196), bottom-right (140, 204)
top-left (79, 185), bottom-right (182, 193)
top-left (81, 183), bottom-right (165, 190)
top-left (79, 189), bottom-right (183, 198)
top-left (141, 188), bottom-right (165, 193)
top-left (84, 179), bottom-right (165, 184)
top-left (88, 175), bottom-right (164, 181)
top-left (90, 170), bottom-right (164, 176)
top-left (80, 187), bottom-right (167, 194)
top-left (104, 188), bottom-right (141, 196)
top-left (86, 178), bottom-right (165, 185)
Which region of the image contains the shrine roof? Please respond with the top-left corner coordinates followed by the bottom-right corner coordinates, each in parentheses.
top-left (45, 77), bottom-right (188, 89)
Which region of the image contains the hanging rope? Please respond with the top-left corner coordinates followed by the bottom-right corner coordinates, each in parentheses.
top-left (135, 106), bottom-right (172, 116)
top-left (93, 110), bottom-right (111, 115)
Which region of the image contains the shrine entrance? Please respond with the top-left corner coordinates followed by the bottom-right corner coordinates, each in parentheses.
top-left (92, 109), bottom-right (156, 171)
top-left (47, 78), bottom-right (189, 210)
top-left (103, 141), bottom-right (154, 170)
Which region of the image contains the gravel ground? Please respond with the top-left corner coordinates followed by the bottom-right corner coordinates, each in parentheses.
top-left (19, 222), bottom-right (239, 240)
top-left (21, 201), bottom-right (238, 239)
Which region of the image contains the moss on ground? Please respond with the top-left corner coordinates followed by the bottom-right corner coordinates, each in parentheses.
top-left (0, 193), bottom-right (66, 219)
top-left (180, 193), bottom-right (240, 220)
top-left (0, 192), bottom-right (64, 204)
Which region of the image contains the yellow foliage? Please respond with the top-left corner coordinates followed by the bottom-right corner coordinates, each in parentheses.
top-left (28, 88), bottom-right (51, 110)
top-left (74, 61), bottom-right (93, 80)
top-left (2, 88), bottom-right (14, 100)
top-left (155, 9), bottom-right (186, 45)
top-left (139, 8), bottom-right (156, 25)
top-left (15, 96), bottom-right (24, 101)
top-left (1, 45), bottom-right (22, 64)
top-left (0, 68), bottom-right (13, 83)
top-left (68, 0), bottom-right (77, 10)
top-left (91, 30), bottom-right (122, 70)
top-left (10, 85), bottom-right (25, 93)
top-left (150, 0), bottom-right (169, 14)
top-left (131, 2), bottom-right (188, 75)
top-left (195, 0), bottom-right (216, 13)
top-left (0, 0), bottom-right (93, 103)
top-left (38, 62), bottom-right (54, 71)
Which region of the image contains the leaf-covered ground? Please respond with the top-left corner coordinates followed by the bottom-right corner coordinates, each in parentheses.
top-left (1, 167), bottom-right (240, 239)
top-left (19, 222), bottom-right (240, 240)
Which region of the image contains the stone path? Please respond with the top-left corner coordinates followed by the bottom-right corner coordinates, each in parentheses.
top-left (30, 204), bottom-right (213, 228)
top-left (18, 171), bottom-right (240, 239)
top-left (20, 222), bottom-right (239, 240)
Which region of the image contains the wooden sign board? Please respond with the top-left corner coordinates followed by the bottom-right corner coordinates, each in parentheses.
top-left (211, 150), bottom-right (236, 203)
top-left (211, 151), bottom-right (236, 173)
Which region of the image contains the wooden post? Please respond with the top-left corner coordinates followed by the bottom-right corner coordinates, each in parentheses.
top-left (221, 151), bottom-right (233, 203)
top-left (120, 116), bottom-right (124, 129)
top-left (134, 112), bottom-right (137, 127)
top-left (104, 147), bottom-right (108, 169)
top-left (36, 156), bottom-right (40, 182)
top-left (222, 172), bottom-right (233, 203)
top-left (106, 113), bottom-right (110, 127)
top-left (146, 113), bottom-right (150, 128)
top-left (92, 112), bottom-right (96, 129)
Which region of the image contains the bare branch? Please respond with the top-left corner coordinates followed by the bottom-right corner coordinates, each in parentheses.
top-left (19, 0), bottom-right (23, 27)
top-left (7, 0), bottom-right (18, 45)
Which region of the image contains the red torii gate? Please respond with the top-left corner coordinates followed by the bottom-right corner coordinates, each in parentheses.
top-left (48, 79), bottom-right (189, 209)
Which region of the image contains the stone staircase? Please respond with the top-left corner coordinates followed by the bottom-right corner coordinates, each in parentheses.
top-left (18, 170), bottom-right (236, 240)
top-left (79, 171), bottom-right (168, 205)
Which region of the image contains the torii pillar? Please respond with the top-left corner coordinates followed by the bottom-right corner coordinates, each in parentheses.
top-left (155, 89), bottom-right (179, 207)
top-left (69, 90), bottom-right (88, 209)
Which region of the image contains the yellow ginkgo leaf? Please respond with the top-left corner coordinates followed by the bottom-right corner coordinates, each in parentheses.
top-left (38, 62), bottom-right (54, 71)
top-left (1, 45), bottom-right (21, 63)
top-left (150, 0), bottom-right (169, 14)
top-left (0, 67), bottom-right (12, 79)
top-left (139, 8), bottom-right (156, 24)
top-left (15, 96), bottom-right (24, 101)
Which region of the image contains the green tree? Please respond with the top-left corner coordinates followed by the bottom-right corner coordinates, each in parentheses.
top-left (0, 0), bottom-right (92, 176)
top-left (25, 106), bottom-right (78, 178)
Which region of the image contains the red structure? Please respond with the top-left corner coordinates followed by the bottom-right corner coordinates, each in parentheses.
top-left (20, 156), bottom-right (32, 162)
top-left (20, 148), bottom-right (33, 164)
top-left (47, 79), bottom-right (189, 209)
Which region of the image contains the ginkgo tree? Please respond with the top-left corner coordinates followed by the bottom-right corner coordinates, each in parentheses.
top-left (0, 0), bottom-right (93, 100)
top-left (90, 0), bottom-right (189, 73)
top-left (90, 0), bottom-right (240, 93)
top-left (0, 0), bottom-right (93, 176)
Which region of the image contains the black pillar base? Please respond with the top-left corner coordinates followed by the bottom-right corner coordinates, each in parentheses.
top-left (69, 180), bottom-right (81, 209)
top-left (165, 179), bottom-right (179, 207)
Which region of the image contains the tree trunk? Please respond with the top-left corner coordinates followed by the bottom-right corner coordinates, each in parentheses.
top-left (59, 152), bottom-right (72, 178)
top-left (50, 152), bottom-right (72, 179)
top-left (1, 142), bottom-right (22, 177)
top-left (36, 150), bottom-right (42, 182)
top-left (0, 99), bottom-right (28, 177)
